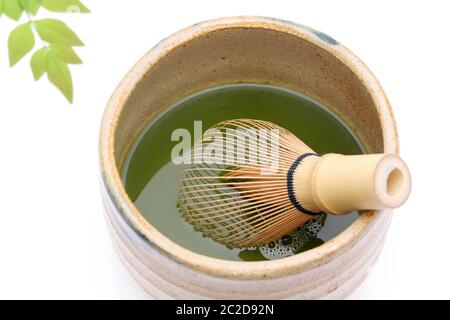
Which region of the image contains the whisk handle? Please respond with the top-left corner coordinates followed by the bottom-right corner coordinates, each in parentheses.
top-left (308, 153), bottom-right (411, 215)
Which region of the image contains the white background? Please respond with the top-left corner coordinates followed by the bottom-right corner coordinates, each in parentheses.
top-left (0, 0), bottom-right (449, 299)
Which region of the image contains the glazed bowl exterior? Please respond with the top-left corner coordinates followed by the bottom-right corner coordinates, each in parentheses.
top-left (99, 16), bottom-right (398, 299)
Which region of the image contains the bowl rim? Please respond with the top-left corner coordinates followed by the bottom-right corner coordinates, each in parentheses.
top-left (99, 16), bottom-right (399, 280)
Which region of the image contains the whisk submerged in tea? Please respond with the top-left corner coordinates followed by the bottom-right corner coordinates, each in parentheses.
top-left (177, 119), bottom-right (411, 248)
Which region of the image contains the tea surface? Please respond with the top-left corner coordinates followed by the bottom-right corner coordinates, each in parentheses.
top-left (121, 84), bottom-right (364, 261)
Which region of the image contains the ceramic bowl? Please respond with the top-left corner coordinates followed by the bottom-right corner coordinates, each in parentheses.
top-left (99, 16), bottom-right (398, 299)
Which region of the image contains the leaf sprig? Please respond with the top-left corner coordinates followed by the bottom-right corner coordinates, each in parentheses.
top-left (0, 0), bottom-right (89, 103)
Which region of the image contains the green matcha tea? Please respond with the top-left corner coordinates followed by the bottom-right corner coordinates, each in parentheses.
top-left (121, 84), bottom-right (364, 261)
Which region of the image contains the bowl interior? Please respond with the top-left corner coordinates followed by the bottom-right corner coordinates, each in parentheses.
top-left (102, 18), bottom-right (395, 277)
top-left (113, 24), bottom-right (384, 170)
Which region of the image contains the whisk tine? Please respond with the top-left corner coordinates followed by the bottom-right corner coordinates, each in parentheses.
top-left (177, 119), bottom-right (315, 248)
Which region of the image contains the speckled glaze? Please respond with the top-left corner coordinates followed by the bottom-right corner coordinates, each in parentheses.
top-left (99, 16), bottom-right (399, 299)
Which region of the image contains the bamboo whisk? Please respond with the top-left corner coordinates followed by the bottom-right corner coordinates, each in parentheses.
top-left (177, 119), bottom-right (411, 248)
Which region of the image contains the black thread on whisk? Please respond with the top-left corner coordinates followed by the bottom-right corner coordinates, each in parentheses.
top-left (287, 153), bottom-right (322, 216)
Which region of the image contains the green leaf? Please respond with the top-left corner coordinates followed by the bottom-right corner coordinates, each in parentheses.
top-left (41, 0), bottom-right (89, 13)
top-left (3, 0), bottom-right (23, 20)
top-left (49, 44), bottom-right (82, 64)
top-left (8, 22), bottom-right (35, 66)
top-left (30, 47), bottom-right (48, 80)
top-left (46, 52), bottom-right (73, 103)
top-left (20, 0), bottom-right (41, 15)
top-left (35, 19), bottom-right (84, 46)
